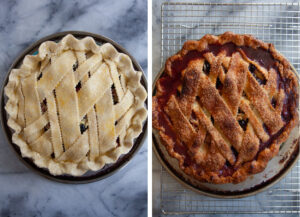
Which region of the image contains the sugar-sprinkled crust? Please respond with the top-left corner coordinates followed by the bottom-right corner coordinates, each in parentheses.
top-left (153, 32), bottom-right (299, 184)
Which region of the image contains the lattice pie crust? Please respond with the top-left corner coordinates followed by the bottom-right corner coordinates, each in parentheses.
top-left (5, 34), bottom-right (147, 176)
top-left (153, 32), bottom-right (299, 184)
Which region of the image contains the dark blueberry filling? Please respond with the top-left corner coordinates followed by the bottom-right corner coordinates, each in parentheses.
top-left (80, 123), bottom-right (88, 134)
top-left (238, 119), bottom-right (249, 131)
top-left (216, 77), bottom-right (223, 91)
top-left (37, 72), bottom-right (43, 80)
top-left (116, 137), bottom-right (120, 147)
top-left (203, 61), bottom-right (210, 75)
top-left (43, 123), bottom-right (50, 132)
top-left (111, 84), bottom-right (118, 105)
top-left (73, 61), bottom-right (79, 71)
top-left (248, 63), bottom-right (256, 73)
top-left (210, 116), bottom-right (214, 124)
top-left (75, 81), bottom-right (82, 92)
top-left (219, 160), bottom-right (237, 177)
top-left (238, 108), bottom-right (245, 114)
top-left (41, 99), bottom-right (47, 113)
top-left (271, 97), bottom-right (277, 108)
top-left (263, 123), bottom-right (270, 135)
top-left (176, 88), bottom-right (181, 97)
top-left (231, 146), bottom-right (239, 158)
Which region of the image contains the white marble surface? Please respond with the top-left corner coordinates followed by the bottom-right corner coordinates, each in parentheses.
top-left (152, 0), bottom-right (299, 216)
top-left (0, 0), bottom-right (147, 217)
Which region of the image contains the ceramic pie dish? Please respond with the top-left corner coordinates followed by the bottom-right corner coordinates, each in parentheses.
top-left (153, 32), bottom-right (299, 197)
top-left (1, 31), bottom-right (148, 183)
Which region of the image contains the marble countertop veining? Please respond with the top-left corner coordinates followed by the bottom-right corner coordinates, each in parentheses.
top-left (0, 0), bottom-right (147, 217)
top-left (152, 0), bottom-right (299, 217)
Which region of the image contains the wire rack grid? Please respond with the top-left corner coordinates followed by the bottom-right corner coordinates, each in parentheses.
top-left (160, 2), bottom-right (300, 215)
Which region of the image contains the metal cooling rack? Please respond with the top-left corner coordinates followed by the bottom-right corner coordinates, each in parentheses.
top-left (160, 2), bottom-right (300, 215)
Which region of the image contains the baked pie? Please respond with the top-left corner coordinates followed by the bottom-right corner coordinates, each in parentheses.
top-left (5, 34), bottom-right (147, 176)
top-left (153, 32), bottom-right (299, 184)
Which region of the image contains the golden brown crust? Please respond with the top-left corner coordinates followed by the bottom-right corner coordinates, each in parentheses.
top-left (165, 95), bottom-right (197, 148)
top-left (153, 31), bottom-right (299, 184)
top-left (221, 52), bottom-right (248, 116)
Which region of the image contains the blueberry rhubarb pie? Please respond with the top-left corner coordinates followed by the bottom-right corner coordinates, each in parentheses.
top-left (5, 34), bottom-right (147, 176)
top-left (153, 32), bottom-right (299, 184)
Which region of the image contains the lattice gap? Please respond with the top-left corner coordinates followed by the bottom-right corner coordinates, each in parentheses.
top-left (160, 2), bottom-right (300, 215)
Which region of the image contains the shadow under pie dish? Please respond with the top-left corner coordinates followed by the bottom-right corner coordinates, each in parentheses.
top-left (3, 32), bottom-right (147, 179)
top-left (153, 32), bottom-right (299, 185)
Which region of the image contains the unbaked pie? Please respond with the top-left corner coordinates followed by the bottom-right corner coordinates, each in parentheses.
top-left (153, 32), bottom-right (299, 184)
top-left (5, 34), bottom-right (147, 176)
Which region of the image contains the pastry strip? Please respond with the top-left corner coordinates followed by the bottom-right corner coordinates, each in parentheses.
top-left (114, 90), bottom-right (134, 120)
top-left (22, 73), bottom-right (41, 125)
top-left (222, 53), bottom-right (248, 116)
top-left (106, 59), bottom-right (125, 100)
top-left (164, 95), bottom-right (197, 148)
top-left (16, 86), bottom-right (25, 127)
top-left (239, 99), bottom-right (269, 142)
top-left (37, 51), bottom-right (76, 101)
top-left (115, 106), bottom-right (136, 137)
top-left (56, 69), bottom-right (81, 149)
top-left (23, 113), bottom-right (48, 137)
top-left (198, 73), bottom-right (243, 150)
top-left (75, 51), bottom-right (100, 160)
top-left (237, 124), bottom-right (259, 165)
top-left (74, 54), bottom-right (102, 84)
top-left (245, 71), bottom-right (284, 134)
top-left (87, 109), bottom-right (99, 160)
top-left (193, 103), bottom-right (235, 165)
top-left (58, 132), bottom-right (89, 163)
top-left (95, 88), bottom-right (116, 154)
top-left (30, 130), bottom-right (53, 157)
top-left (77, 63), bottom-right (113, 120)
top-left (26, 129), bottom-right (44, 144)
top-left (178, 60), bottom-right (202, 117)
top-left (47, 93), bottom-right (64, 158)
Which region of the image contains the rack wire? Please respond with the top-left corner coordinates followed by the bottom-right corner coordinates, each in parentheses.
top-left (160, 2), bottom-right (300, 215)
